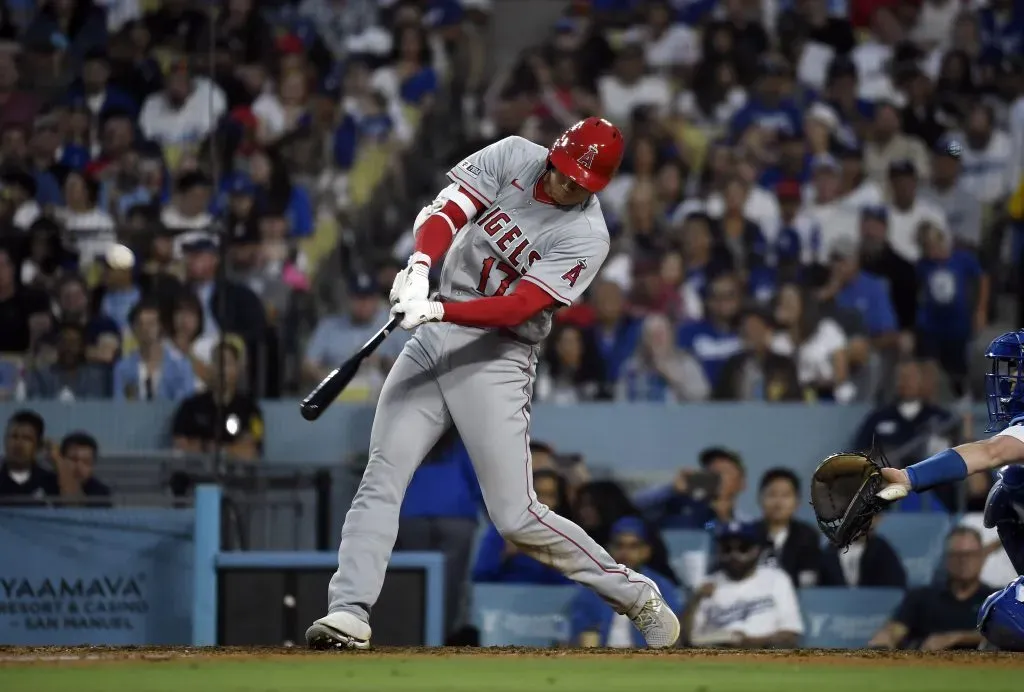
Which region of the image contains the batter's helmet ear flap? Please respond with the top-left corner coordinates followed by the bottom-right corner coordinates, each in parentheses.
top-left (548, 117), bottom-right (625, 193)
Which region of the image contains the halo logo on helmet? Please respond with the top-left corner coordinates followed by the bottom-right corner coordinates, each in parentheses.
top-left (577, 144), bottom-right (599, 169)
top-left (547, 117), bottom-right (625, 194)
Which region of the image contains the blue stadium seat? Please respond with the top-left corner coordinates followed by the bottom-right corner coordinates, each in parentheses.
top-left (662, 529), bottom-right (712, 590)
top-left (874, 512), bottom-right (952, 586)
top-left (799, 588), bottom-right (905, 648)
top-left (471, 584), bottom-right (576, 647)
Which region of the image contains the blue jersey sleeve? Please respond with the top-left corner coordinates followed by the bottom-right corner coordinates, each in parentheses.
top-left (867, 279), bottom-right (898, 335)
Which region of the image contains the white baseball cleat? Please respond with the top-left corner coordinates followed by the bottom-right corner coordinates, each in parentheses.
top-left (305, 611), bottom-right (372, 650)
top-left (631, 584), bottom-right (681, 648)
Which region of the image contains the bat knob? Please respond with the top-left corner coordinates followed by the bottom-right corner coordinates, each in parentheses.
top-left (300, 403), bottom-right (319, 421)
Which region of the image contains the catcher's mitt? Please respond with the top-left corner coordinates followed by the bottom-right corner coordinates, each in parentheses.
top-left (810, 449), bottom-right (896, 549)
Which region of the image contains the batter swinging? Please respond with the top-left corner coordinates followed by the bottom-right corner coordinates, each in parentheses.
top-left (306, 117), bottom-right (681, 650)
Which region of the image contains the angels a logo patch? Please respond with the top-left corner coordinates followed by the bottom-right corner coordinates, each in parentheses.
top-left (577, 145), bottom-right (598, 169)
top-left (560, 258), bottom-right (587, 288)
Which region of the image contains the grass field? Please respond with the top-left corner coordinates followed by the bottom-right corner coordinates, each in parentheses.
top-left (1, 647), bottom-right (1022, 692)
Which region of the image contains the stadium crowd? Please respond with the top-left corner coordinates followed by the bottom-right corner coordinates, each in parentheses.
top-left (0, 0), bottom-right (1022, 651)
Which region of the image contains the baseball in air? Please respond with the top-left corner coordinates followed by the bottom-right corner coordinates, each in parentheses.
top-left (105, 244), bottom-right (136, 270)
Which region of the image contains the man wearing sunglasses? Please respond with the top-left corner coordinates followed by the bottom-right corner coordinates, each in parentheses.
top-left (682, 521), bottom-right (804, 648)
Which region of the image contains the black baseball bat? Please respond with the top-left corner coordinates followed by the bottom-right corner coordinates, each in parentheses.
top-left (300, 315), bottom-right (402, 421)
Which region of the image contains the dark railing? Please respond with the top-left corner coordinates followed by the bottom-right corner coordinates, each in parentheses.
top-left (1, 453), bottom-right (336, 551)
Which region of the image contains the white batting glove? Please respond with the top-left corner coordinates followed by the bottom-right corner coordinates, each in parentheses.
top-left (389, 252), bottom-right (431, 308)
top-left (394, 299), bottom-right (444, 331)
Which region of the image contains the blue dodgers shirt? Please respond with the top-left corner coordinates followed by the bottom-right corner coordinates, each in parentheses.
top-left (588, 317), bottom-right (643, 383)
top-left (677, 320), bottom-right (742, 386)
top-left (835, 271), bottom-right (898, 337)
top-left (728, 98), bottom-right (803, 142)
top-left (916, 249), bottom-right (982, 341)
top-left (400, 440), bottom-right (482, 521)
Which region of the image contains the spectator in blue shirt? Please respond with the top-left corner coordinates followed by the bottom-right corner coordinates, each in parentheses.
top-left (772, 180), bottom-right (816, 281)
top-left (472, 469), bottom-right (570, 586)
top-left (915, 221), bottom-right (987, 397)
top-left (112, 300), bottom-right (195, 402)
top-left (586, 280), bottom-right (642, 384)
top-left (26, 322), bottom-right (111, 400)
top-left (23, 0), bottom-right (108, 71)
top-left (635, 447), bottom-right (748, 530)
top-left (400, 429), bottom-right (484, 639)
top-left (820, 237), bottom-right (899, 347)
top-left (758, 128), bottom-right (811, 189)
top-left (95, 250), bottom-right (141, 331)
top-left (302, 273), bottom-right (408, 400)
top-left (823, 56), bottom-right (874, 140)
top-left (977, 0), bottom-right (1024, 57)
top-left (569, 516), bottom-right (682, 648)
top-left (676, 213), bottom-right (732, 318)
top-left (677, 272), bottom-right (743, 387)
top-left (729, 57), bottom-right (802, 142)
top-left (217, 170), bottom-right (255, 219)
top-left (67, 49), bottom-right (138, 119)
top-left (55, 274), bottom-right (121, 366)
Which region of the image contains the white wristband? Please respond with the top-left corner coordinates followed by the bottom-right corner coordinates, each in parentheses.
top-left (409, 251), bottom-right (431, 269)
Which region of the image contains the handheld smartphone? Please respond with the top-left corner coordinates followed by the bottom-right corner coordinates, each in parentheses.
top-left (686, 471), bottom-right (721, 502)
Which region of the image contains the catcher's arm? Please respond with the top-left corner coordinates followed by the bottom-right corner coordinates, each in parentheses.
top-left (879, 434), bottom-right (1024, 497)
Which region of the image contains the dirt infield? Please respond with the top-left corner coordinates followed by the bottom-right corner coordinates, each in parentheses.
top-left (1, 646), bottom-right (1021, 668)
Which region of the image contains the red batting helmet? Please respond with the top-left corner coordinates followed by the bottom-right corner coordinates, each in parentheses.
top-left (547, 117), bottom-right (625, 193)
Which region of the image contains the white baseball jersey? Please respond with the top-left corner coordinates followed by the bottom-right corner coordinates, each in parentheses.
top-left (690, 565), bottom-right (805, 645)
top-left (995, 422), bottom-right (1024, 446)
top-left (440, 136), bottom-right (610, 343)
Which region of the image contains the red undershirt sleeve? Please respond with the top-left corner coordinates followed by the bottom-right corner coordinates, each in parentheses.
top-left (442, 280), bottom-right (558, 328)
top-left (412, 186), bottom-right (484, 265)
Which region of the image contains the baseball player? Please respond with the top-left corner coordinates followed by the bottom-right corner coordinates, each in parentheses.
top-left (305, 118), bottom-right (681, 650)
top-left (872, 330), bottom-right (1024, 650)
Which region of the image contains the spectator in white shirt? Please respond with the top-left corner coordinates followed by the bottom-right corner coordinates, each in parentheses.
top-left (161, 171), bottom-right (213, 256)
top-left (954, 102), bottom-right (1014, 206)
top-left (597, 42), bottom-right (672, 126)
top-left (1006, 57), bottom-right (1024, 190)
top-left (242, 62), bottom-right (287, 143)
top-left (886, 159), bottom-right (948, 262)
top-left (682, 521), bottom-right (804, 648)
top-left (60, 170), bottom-right (116, 269)
top-left (622, 0), bottom-right (700, 74)
top-left (910, 0), bottom-right (961, 50)
top-left (864, 101), bottom-right (931, 190)
top-left (139, 59), bottom-right (226, 170)
top-left (675, 60), bottom-right (748, 129)
top-left (771, 282), bottom-right (853, 402)
top-left (852, 6), bottom-right (903, 100)
top-left (705, 158), bottom-right (781, 233)
top-left (921, 136), bottom-right (984, 249)
top-left (837, 142), bottom-right (886, 211)
top-left (804, 154), bottom-right (859, 262)
top-left (0, 169), bottom-right (40, 231)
